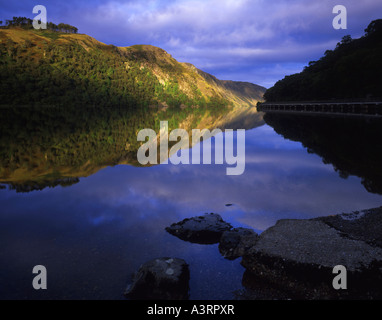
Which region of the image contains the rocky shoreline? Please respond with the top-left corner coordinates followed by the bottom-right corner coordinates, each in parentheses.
top-left (126, 208), bottom-right (382, 300)
top-left (241, 214), bottom-right (382, 299)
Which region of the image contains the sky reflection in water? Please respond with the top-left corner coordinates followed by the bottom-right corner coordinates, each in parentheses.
top-left (0, 124), bottom-right (381, 300)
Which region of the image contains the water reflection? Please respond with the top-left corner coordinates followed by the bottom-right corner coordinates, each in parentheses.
top-left (0, 106), bottom-right (264, 191)
top-left (0, 110), bottom-right (382, 299)
top-left (264, 113), bottom-right (382, 195)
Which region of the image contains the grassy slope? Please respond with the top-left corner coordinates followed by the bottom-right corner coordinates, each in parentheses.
top-left (0, 27), bottom-right (265, 107)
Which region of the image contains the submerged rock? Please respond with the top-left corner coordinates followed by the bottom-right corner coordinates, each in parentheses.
top-left (219, 228), bottom-right (259, 260)
top-left (241, 211), bottom-right (382, 299)
top-left (125, 258), bottom-right (190, 300)
top-left (166, 213), bottom-right (232, 244)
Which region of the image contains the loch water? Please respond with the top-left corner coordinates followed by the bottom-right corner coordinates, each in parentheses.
top-left (1, 109), bottom-right (381, 299)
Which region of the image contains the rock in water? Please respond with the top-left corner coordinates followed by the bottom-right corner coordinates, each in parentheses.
top-left (241, 217), bottom-right (382, 299)
top-left (165, 213), bottom-right (232, 244)
top-left (219, 228), bottom-right (259, 260)
top-left (125, 258), bottom-right (190, 300)
top-left (314, 207), bottom-right (382, 247)
top-left (244, 219), bottom-right (382, 272)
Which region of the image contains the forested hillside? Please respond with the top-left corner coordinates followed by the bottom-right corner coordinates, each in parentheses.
top-left (0, 21), bottom-right (265, 109)
top-left (264, 19), bottom-right (382, 102)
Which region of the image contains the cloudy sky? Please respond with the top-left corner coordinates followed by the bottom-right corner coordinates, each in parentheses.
top-left (1, 0), bottom-right (381, 87)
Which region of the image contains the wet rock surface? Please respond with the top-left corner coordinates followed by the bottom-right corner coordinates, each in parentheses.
top-left (125, 258), bottom-right (190, 300)
top-left (241, 208), bottom-right (382, 299)
top-left (165, 213), bottom-right (233, 244)
top-left (219, 228), bottom-right (259, 260)
top-left (244, 219), bottom-right (382, 272)
top-left (315, 207), bottom-right (382, 247)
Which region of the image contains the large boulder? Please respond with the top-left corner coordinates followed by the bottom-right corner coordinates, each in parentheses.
top-left (241, 213), bottom-right (382, 299)
top-left (219, 228), bottom-right (259, 260)
top-left (314, 207), bottom-right (382, 247)
top-left (125, 258), bottom-right (190, 300)
top-left (243, 219), bottom-right (382, 272)
top-left (166, 213), bottom-right (232, 244)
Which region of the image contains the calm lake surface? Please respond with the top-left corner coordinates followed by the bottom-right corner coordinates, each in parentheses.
top-left (1, 112), bottom-right (382, 300)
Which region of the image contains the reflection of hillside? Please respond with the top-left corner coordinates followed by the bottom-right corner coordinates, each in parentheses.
top-left (264, 113), bottom-right (382, 195)
top-left (0, 106), bottom-right (141, 192)
top-left (0, 106), bottom-right (263, 192)
top-left (216, 108), bottom-right (264, 130)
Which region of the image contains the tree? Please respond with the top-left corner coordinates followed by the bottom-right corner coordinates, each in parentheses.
top-left (336, 35), bottom-right (352, 49)
top-left (57, 23), bottom-right (78, 33)
top-left (364, 19), bottom-right (382, 36)
top-left (47, 22), bottom-right (59, 32)
top-left (341, 35), bottom-right (352, 44)
top-left (3, 16), bottom-right (78, 34)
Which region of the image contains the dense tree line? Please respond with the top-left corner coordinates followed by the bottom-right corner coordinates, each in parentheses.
top-left (0, 29), bottom-right (228, 111)
top-left (47, 22), bottom-right (78, 34)
top-left (264, 19), bottom-right (382, 102)
top-left (1, 16), bottom-right (78, 33)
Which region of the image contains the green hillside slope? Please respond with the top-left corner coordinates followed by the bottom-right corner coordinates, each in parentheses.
top-left (0, 27), bottom-right (265, 108)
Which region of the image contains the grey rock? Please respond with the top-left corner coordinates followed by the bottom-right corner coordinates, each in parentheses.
top-left (219, 228), bottom-right (259, 260)
top-left (125, 257), bottom-right (190, 300)
top-left (241, 214), bottom-right (382, 299)
top-left (244, 219), bottom-right (382, 272)
top-left (166, 213), bottom-right (232, 244)
top-left (315, 207), bottom-right (382, 248)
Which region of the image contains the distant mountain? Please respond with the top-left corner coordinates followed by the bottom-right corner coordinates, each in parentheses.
top-left (0, 27), bottom-right (265, 108)
top-left (264, 19), bottom-right (382, 102)
top-left (183, 63), bottom-right (266, 105)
